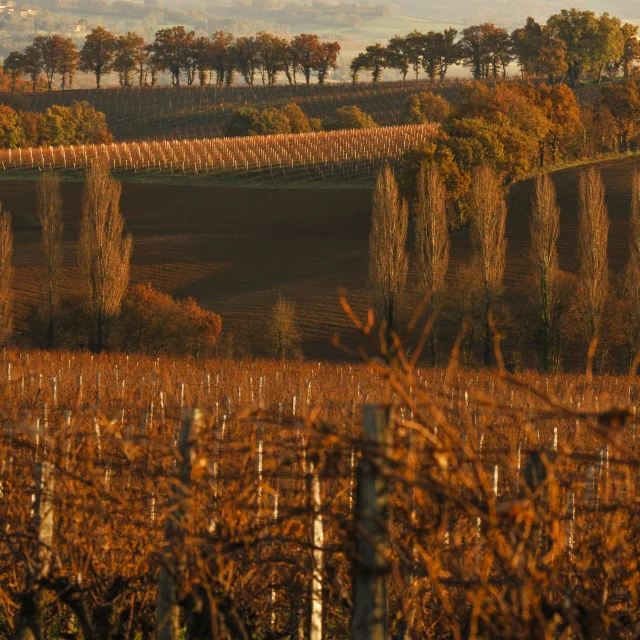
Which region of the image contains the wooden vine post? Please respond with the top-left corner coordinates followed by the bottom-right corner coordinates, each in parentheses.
top-left (18, 461), bottom-right (55, 640)
top-left (351, 404), bottom-right (391, 640)
top-left (157, 409), bottom-right (201, 640)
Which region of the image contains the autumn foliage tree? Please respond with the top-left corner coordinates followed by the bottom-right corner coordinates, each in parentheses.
top-left (80, 27), bottom-right (118, 89)
top-left (0, 101), bottom-right (113, 149)
top-left (0, 209), bottom-right (12, 347)
top-left (369, 165), bottom-right (409, 340)
top-left (268, 295), bottom-right (302, 359)
top-left (530, 174), bottom-right (560, 371)
top-left (404, 92), bottom-right (450, 124)
top-left (3, 51), bottom-right (26, 92)
top-left (36, 172), bottom-right (63, 348)
top-left (415, 163), bottom-right (450, 362)
top-left (152, 26), bottom-right (196, 86)
top-left (600, 79), bottom-right (640, 152)
top-left (327, 106), bottom-right (377, 130)
top-left (577, 168), bottom-right (609, 347)
top-left (113, 32), bottom-right (146, 88)
top-left (119, 284), bottom-right (222, 358)
top-left (469, 165), bottom-right (507, 366)
top-left (78, 164), bottom-right (132, 352)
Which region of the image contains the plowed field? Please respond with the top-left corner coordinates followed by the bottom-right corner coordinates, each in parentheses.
top-left (0, 155), bottom-right (638, 360)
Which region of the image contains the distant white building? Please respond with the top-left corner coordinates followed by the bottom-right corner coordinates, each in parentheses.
top-left (19, 5), bottom-right (36, 18)
top-left (0, 1), bottom-right (16, 15)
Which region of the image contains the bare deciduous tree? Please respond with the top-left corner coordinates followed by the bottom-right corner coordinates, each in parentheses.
top-left (415, 162), bottom-right (450, 363)
top-left (469, 165), bottom-right (507, 366)
top-left (578, 167), bottom-right (609, 347)
top-left (268, 295), bottom-right (301, 359)
top-left (78, 163), bottom-right (132, 352)
top-left (369, 165), bottom-right (408, 341)
top-left (530, 174), bottom-right (560, 371)
top-left (0, 209), bottom-right (12, 347)
top-left (37, 171), bottom-right (63, 348)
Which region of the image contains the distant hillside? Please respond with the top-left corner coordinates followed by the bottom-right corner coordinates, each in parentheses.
top-left (6, 81), bottom-right (465, 142)
top-left (387, 0), bottom-right (640, 25)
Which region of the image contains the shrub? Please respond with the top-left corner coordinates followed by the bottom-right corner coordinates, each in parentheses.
top-left (118, 284), bottom-right (222, 358)
top-left (0, 104), bottom-right (25, 148)
top-left (281, 102), bottom-right (321, 133)
top-left (56, 294), bottom-right (92, 351)
top-left (404, 92), bottom-right (451, 124)
top-left (255, 107), bottom-right (291, 135)
top-left (224, 106), bottom-right (262, 137)
top-left (268, 295), bottom-right (302, 359)
top-left (325, 105), bottom-right (377, 131)
top-left (41, 101), bottom-right (113, 146)
top-left (0, 100), bottom-right (112, 148)
top-left (225, 103), bottom-right (319, 137)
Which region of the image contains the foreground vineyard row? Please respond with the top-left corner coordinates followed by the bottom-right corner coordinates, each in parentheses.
top-left (0, 124), bottom-right (437, 177)
top-left (1, 349), bottom-right (639, 637)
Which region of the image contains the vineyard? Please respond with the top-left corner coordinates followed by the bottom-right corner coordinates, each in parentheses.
top-left (4, 81), bottom-right (465, 142)
top-left (0, 124), bottom-right (436, 179)
top-left (2, 310), bottom-right (640, 637)
top-left (0, 80), bottom-right (600, 145)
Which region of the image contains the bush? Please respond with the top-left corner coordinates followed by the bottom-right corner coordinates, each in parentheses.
top-left (281, 103), bottom-right (322, 133)
top-left (225, 103), bottom-right (319, 137)
top-left (0, 104), bottom-right (25, 148)
top-left (325, 105), bottom-right (377, 131)
top-left (255, 107), bottom-right (291, 135)
top-left (224, 106), bottom-right (262, 137)
top-left (0, 100), bottom-right (112, 148)
top-left (268, 295), bottom-right (302, 359)
top-left (404, 92), bottom-right (451, 124)
top-left (118, 284), bottom-right (222, 358)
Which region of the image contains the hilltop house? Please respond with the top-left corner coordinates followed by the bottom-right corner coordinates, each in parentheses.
top-left (19, 5), bottom-right (36, 18)
top-left (0, 1), bottom-right (16, 15)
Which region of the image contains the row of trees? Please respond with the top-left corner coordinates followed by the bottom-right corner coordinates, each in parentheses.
top-left (0, 100), bottom-right (111, 148)
top-left (352, 9), bottom-right (640, 85)
top-left (369, 162), bottom-right (639, 371)
top-left (3, 8), bottom-right (638, 91)
top-left (3, 27), bottom-right (341, 91)
top-left (398, 82), bottom-right (582, 226)
top-left (399, 74), bottom-right (640, 212)
top-left (223, 102), bottom-right (377, 136)
top-left (6, 166), bottom-right (222, 355)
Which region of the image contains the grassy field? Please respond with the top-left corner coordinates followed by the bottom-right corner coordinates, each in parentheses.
top-left (0, 154), bottom-right (638, 363)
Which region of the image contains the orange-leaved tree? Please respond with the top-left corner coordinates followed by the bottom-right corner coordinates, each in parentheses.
top-left (78, 163), bottom-right (132, 352)
top-left (119, 283), bottom-right (222, 358)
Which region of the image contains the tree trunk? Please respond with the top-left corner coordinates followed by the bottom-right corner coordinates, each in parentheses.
top-left (483, 299), bottom-right (492, 367)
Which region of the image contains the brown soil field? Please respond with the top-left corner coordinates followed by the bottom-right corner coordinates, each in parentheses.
top-left (0, 154), bottom-right (638, 361)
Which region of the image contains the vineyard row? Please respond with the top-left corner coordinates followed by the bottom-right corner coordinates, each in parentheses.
top-left (0, 124), bottom-right (437, 176)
